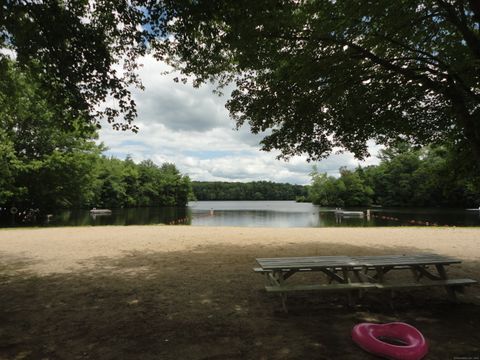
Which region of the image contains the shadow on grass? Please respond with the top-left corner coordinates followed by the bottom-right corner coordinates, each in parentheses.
top-left (0, 242), bottom-right (479, 360)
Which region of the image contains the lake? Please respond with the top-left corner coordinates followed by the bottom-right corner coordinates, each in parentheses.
top-left (1, 201), bottom-right (480, 228)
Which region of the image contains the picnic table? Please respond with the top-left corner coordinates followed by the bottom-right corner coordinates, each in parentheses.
top-left (255, 254), bottom-right (477, 312)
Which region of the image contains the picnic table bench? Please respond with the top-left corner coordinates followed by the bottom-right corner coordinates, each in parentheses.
top-left (254, 254), bottom-right (477, 312)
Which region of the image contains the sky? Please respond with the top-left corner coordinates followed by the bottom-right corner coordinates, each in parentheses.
top-left (99, 55), bottom-right (382, 185)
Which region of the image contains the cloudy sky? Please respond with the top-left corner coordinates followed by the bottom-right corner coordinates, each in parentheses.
top-left (99, 56), bottom-right (382, 185)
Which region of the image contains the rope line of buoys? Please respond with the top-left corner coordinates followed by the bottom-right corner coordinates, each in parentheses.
top-left (168, 217), bottom-right (190, 225)
top-left (169, 209), bottom-right (216, 225)
top-left (370, 213), bottom-right (443, 227)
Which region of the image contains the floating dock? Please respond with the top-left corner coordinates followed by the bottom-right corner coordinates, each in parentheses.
top-left (335, 210), bottom-right (364, 217)
top-left (90, 209), bottom-right (112, 214)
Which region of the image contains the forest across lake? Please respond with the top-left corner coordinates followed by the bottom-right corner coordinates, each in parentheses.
top-left (2, 201), bottom-right (480, 228)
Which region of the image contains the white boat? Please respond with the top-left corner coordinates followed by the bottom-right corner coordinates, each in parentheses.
top-left (90, 208), bottom-right (112, 214)
top-left (466, 208), bottom-right (480, 211)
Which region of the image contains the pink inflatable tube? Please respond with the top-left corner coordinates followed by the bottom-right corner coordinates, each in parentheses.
top-left (352, 322), bottom-right (428, 360)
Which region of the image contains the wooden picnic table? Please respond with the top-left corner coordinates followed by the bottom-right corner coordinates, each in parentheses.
top-left (255, 254), bottom-right (476, 312)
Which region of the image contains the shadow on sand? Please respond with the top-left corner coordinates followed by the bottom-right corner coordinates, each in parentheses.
top-left (1, 242), bottom-right (479, 359)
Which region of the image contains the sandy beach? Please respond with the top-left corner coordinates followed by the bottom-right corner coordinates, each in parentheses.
top-left (1, 226), bottom-right (480, 274)
top-left (1, 226), bottom-right (479, 359)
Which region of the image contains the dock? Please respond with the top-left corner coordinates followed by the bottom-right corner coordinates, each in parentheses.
top-left (90, 209), bottom-right (112, 214)
top-left (334, 210), bottom-right (364, 217)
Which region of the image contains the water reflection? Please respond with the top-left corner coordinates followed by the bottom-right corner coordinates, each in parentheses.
top-left (1, 201), bottom-right (480, 228)
top-left (191, 209), bottom-right (321, 228)
top-left (188, 201), bottom-right (480, 228)
top-left (190, 208), bottom-right (371, 227)
top-left (15, 207), bottom-right (190, 227)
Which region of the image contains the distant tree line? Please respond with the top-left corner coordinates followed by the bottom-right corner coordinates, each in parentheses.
top-left (309, 143), bottom-right (480, 208)
top-left (0, 61), bottom-right (192, 214)
top-left (192, 181), bottom-right (308, 201)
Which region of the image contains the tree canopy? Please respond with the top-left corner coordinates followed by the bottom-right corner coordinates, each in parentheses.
top-left (0, 60), bottom-right (102, 209)
top-left (150, 0), bottom-right (480, 163)
top-left (308, 143), bottom-right (480, 207)
top-left (0, 61), bottom-right (193, 214)
top-left (1, 1), bottom-right (149, 131)
top-left (3, 1), bottom-right (479, 163)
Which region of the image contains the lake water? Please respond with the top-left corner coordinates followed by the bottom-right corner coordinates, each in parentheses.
top-left (189, 201), bottom-right (480, 227)
top-left (1, 201), bottom-right (480, 228)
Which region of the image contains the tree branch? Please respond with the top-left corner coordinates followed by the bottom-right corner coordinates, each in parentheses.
top-left (264, 29), bottom-right (479, 103)
top-left (372, 32), bottom-right (443, 67)
top-left (436, 0), bottom-right (480, 59)
top-left (468, 0), bottom-right (480, 24)
top-left (322, 36), bottom-right (447, 93)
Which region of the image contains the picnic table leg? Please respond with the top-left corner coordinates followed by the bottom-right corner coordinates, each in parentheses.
top-left (264, 272), bottom-right (270, 286)
top-left (412, 265), bottom-right (442, 281)
top-left (342, 267), bottom-right (354, 306)
top-left (435, 264), bottom-right (457, 302)
top-left (389, 289), bottom-right (397, 310)
top-left (360, 265), bottom-right (376, 282)
top-left (268, 270), bottom-right (287, 286)
top-left (322, 268), bottom-right (345, 283)
top-left (352, 270), bottom-right (365, 299)
top-left (374, 266), bottom-right (385, 283)
top-left (270, 271), bottom-right (290, 313)
top-left (374, 266), bottom-right (393, 308)
top-left (281, 293), bottom-right (288, 313)
top-left (326, 267), bottom-right (337, 284)
top-left (353, 269), bottom-right (362, 282)
top-left (410, 267), bottom-right (420, 282)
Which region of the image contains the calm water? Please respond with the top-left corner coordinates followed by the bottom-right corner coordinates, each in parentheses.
top-left (1, 201), bottom-right (480, 228)
top-left (188, 201), bottom-right (480, 227)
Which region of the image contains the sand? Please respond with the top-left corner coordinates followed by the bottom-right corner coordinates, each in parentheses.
top-left (0, 226), bottom-right (479, 274)
top-left (0, 226), bottom-right (479, 359)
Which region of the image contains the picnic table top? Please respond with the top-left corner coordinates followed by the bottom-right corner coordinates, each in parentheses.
top-left (256, 254), bottom-right (461, 270)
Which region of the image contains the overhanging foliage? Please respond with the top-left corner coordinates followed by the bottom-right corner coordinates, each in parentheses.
top-left (149, 0), bottom-right (480, 162)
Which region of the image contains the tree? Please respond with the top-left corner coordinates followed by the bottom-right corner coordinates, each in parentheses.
top-left (339, 167), bottom-right (374, 207)
top-left (94, 157), bottom-right (131, 208)
top-left (357, 143), bottom-right (480, 207)
top-left (0, 128), bottom-right (19, 204)
top-left (0, 61), bottom-right (194, 212)
top-left (0, 60), bottom-right (103, 210)
top-left (308, 167), bottom-right (345, 206)
top-left (308, 166), bottom-right (373, 207)
top-left (150, 1), bottom-right (480, 163)
top-left (1, 1), bottom-right (149, 131)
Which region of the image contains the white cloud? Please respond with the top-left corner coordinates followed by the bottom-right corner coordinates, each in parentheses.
top-left (99, 55), bottom-right (381, 184)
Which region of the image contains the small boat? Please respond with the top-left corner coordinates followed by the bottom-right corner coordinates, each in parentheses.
top-left (90, 208), bottom-right (112, 214)
top-left (335, 210), bottom-right (364, 217)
